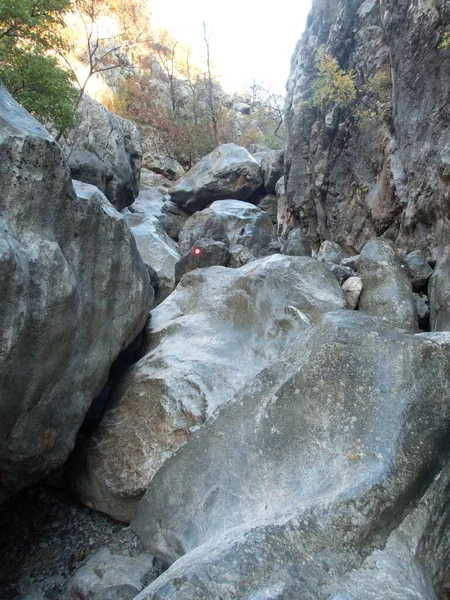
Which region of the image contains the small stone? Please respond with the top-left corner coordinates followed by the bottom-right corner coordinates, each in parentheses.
top-left (342, 277), bottom-right (363, 310)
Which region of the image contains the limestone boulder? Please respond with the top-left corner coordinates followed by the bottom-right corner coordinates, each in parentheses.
top-left (122, 196), bottom-right (180, 305)
top-left (429, 246), bottom-right (450, 332)
top-left (69, 255), bottom-right (345, 521)
top-left (261, 149), bottom-right (284, 193)
top-left (257, 194), bottom-right (278, 224)
top-left (132, 311), bottom-right (450, 599)
top-left (281, 228), bottom-right (312, 257)
top-left (178, 209), bottom-right (229, 254)
top-left (228, 245), bottom-right (257, 268)
top-left (141, 139), bottom-right (184, 180)
top-left (317, 240), bottom-right (349, 264)
top-left (0, 83), bottom-right (152, 501)
top-left (170, 144), bottom-right (262, 212)
top-left (158, 202), bottom-right (189, 242)
top-left (403, 250), bottom-right (433, 291)
top-left (67, 148), bottom-right (108, 194)
top-left (62, 94), bottom-right (142, 211)
top-left (358, 238), bottom-right (418, 332)
top-left (139, 168), bottom-right (172, 193)
top-left (209, 200), bottom-right (275, 256)
top-left (130, 189), bottom-right (188, 243)
top-left (67, 548), bottom-right (155, 600)
top-left (175, 239), bottom-right (231, 284)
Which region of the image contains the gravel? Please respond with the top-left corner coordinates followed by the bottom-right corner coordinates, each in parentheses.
top-left (0, 481), bottom-right (162, 600)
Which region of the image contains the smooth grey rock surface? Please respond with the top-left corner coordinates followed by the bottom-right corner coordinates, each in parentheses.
top-left (123, 196), bottom-right (181, 305)
top-left (139, 169), bottom-right (172, 193)
top-left (358, 239), bottom-right (418, 332)
top-left (170, 144), bottom-right (262, 212)
top-left (69, 255), bottom-right (345, 521)
top-left (403, 250), bottom-right (433, 291)
top-left (62, 94), bottom-right (142, 211)
top-left (258, 194), bottom-right (278, 224)
top-left (133, 190), bottom-right (188, 242)
top-left (175, 239), bottom-right (231, 284)
top-left (66, 548), bottom-right (154, 599)
top-left (281, 228), bottom-right (312, 257)
top-left (0, 83), bottom-right (152, 501)
top-left (317, 240), bottom-right (349, 264)
top-left (209, 200), bottom-right (275, 255)
top-left (261, 149), bottom-right (284, 193)
top-left (429, 247), bottom-right (450, 332)
top-left (67, 148), bottom-right (108, 194)
top-left (228, 245), bottom-right (257, 269)
top-left (133, 311), bottom-right (450, 599)
top-left (141, 140), bottom-right (184, 180)
top-left (178, 209), bottom-right (229, 254)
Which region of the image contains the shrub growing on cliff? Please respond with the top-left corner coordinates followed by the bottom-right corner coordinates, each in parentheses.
top-left (0, 0), bottom-right (78, 132)
top-left (312, 48), bottom-right (356, 110)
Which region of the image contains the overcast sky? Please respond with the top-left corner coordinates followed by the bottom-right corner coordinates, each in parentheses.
top-left (150, 0), bottom-right (312, 96)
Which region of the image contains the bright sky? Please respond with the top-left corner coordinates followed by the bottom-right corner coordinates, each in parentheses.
top-left (149, 0), bottom-right (312, 96)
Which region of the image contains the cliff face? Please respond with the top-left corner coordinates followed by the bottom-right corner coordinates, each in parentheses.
top-left (284, 0), bottom-right (450, 258)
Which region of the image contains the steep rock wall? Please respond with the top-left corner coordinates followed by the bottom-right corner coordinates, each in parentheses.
top-left (284, 0), bottom-right (450, 258)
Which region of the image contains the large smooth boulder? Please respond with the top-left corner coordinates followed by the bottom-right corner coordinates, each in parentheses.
top-left (209, 200), bottom-right (275, 255)
top-left (281, 228), bottom-right (312, 257)
top-left (261, 149), bottom-right (284, 193)
top-left (62, 94), bottom-right (142, 211)
top-left (139, 168), bottom-right (172, 193)
top-left (122, 196), bottom-right (180, 305)
top-left (429, 246), bottom-right (450, 332)
top-left (132, 311), bottom-right (450, 598)
top-left (258, 194), bottom-right (278, 224)
top-left (403, 250), bottom-right (433, 291)
top-left (317, 240), bottom-right (349, 264)
top-left (175, 239), bottom-right (231, 284)
top-left (69, 255), bottom-right (345, 521)
top-left (0, 83), bottom-right (152, 501)
top-left (178, 209), bottom-right (229, 254)
top-left (131, 189), bottom-right (189, 242)
top-left (170, 144), bottom-right (262, 212)
top-left (141, 140), bottom-right (184, 181)
top-left (358, 238), bottom-right (418, 332)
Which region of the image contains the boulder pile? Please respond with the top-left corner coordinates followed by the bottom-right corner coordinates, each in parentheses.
top-left (2, 84), bottom-right (450, 600)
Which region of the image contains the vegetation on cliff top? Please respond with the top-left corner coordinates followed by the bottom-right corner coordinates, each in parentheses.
top-left (0, 0), bottom-right (284, 161)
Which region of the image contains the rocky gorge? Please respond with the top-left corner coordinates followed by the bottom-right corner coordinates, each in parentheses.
top-left (1, 0), bottom-right (450, 598)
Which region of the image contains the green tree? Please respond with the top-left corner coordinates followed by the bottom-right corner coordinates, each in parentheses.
top-left (0, 0), bottom-right (78, 132)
